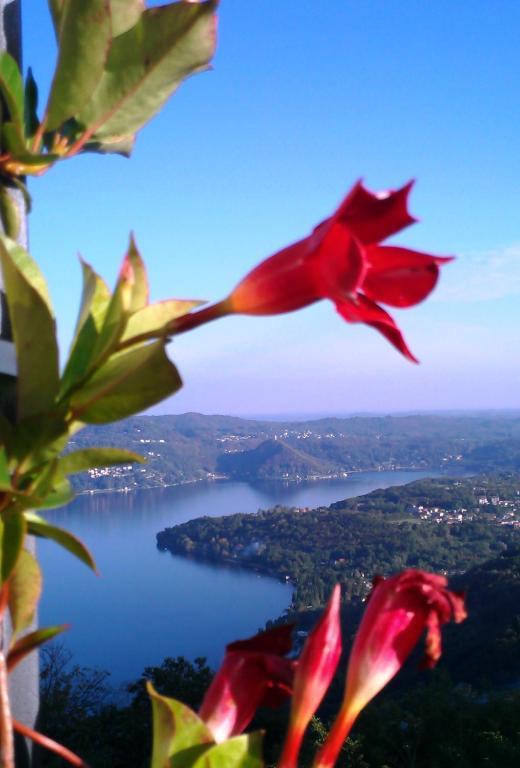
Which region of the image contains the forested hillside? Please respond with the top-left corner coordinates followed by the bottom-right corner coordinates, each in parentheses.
top-left (69, 412), bottom-right (520, 491)
top-left (158, 473), bottom-right (520, 608)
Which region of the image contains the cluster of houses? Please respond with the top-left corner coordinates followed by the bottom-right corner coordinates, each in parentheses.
top-left (408, 487), bottom-right (520, 527)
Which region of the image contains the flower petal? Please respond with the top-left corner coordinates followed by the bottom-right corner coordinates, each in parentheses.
top-left (334, 180), bottom-right (417, 244)
top-left (228, 237), bottom-right (319, 315)
top-left (227, 624), bottom-right (294, 655)
top-left (280, 585), bottom-right (342, 768)
top-left (315, 570), bottom-right (467, 768)
top-left (336, 294), bottom-right (418, 363)
top-left (200, 625), bottom-right (295, 742)
top-left (363, 246), bottom-right (454, 307)
top-left (313, 222), bottom-right (367, 299)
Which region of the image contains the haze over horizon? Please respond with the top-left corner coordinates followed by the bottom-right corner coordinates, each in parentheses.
top-left (24, 1), bottom-right (520, 416)
top-left (147, 407), bottom-right (520, 422)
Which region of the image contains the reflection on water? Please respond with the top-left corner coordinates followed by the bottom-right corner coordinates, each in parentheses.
top-left (39, 471), bottom-right (436, 685)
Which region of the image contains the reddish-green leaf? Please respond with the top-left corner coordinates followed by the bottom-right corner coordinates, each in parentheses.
top-left (70, 341), bottom-right (182, 424)
top-left (24, 511), bottom-right (96, 571)
top-left (0, 52), bottom-right (25, 137)
top-left (0, 447), bottom-right (11, 490)
top-left (78, 1), bottom-right (217, 142)
top-left (122, 299), bottom-right (203, 343)
top-left (45, 0), bottom-right (112, 131)
top-left (111, 0), bottom-right (144, 37)
top-left (60, 259), bottom-right (111, 395)
top-left (58, 447), bottom-right (144, 475)
top-left (8, 548), bottom-right (41, 636)
top-left (148, 683), bottom-right (214, 768)
top-left (7, 625), bottom-right (67, 672)
top-left (0, 512), bottom-right (26, 583)
top-left (190, 734), bottom-right (264, 768)
top-left (0, 238), bottom-right (59, 420)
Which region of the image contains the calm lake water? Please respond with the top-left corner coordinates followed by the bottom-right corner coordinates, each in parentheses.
top-left (39, 470), bottom-right (435, 686)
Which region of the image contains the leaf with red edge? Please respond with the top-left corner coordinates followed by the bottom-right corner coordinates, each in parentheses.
top-left (7, 625), bottom-right (67, 672)
top-left (24, 511), bottom-right (97, 572)
top-left (148, 682), bottom-right (214, 768)
top-left (13, 719), bottom-right (87, 768)
top-left (8, 548), bottom-right (41, 636)
top-left (45, 0), bottom-right (112, 131)
top-left (190, 733), bottom-right (263, 768)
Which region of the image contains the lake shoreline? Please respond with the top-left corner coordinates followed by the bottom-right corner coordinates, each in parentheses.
top-left (76, 465), bottom-right (440, 498)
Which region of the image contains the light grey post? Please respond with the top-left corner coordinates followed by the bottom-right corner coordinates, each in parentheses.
top-left (0, 1), bottom-right (39, 764)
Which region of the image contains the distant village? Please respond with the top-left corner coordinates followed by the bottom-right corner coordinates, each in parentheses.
top-left (407, 484), bottom-right (520, 527)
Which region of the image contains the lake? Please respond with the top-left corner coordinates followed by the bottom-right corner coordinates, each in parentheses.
top-left (39, 470), bottom-right (436, 686)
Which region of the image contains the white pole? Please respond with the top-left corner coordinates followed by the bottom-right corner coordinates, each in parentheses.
top-left (0, 2), bottom-right (39, 764)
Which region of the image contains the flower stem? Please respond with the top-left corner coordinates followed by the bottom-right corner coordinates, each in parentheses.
top-left (312, 702), bottom-right (359, 768)
top-left (279, 723), bottom-right (305, 768)
top-left (13, 720), bottom-right (88, 768)
top-left (169, 299), bottom-right (231, 335)
top-left (0, 642), bottom-right (14, 768)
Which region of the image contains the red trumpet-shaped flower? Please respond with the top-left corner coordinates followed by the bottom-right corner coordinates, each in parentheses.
top-left (199, 624), bottom-right (295, 743)
top-left (280, 584), bottom-right (342, 768)
top-left (214, 180), bottom-right (451, 362)
top-left (314, 570), bottom-right (466, 768)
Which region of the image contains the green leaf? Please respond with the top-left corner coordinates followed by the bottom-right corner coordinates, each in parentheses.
top-left (7, 625), bottom-right (66, 672)
top-left (148, 683), bottom-right (214, 768)
top-left (0, 238), bottom-right (59, 420)
top-left (24, 68), bottom-right (40, 139)
top-left (190, 734), bottom-right (264, 768)
top-left (70, 341), bottom-right (182, 424)
top-left (78, 1), bottom-right (217, 142)
top-left (0, 52), bottom-right (25, 136)
top-left (110, 0), bottom-right (144, 37)
top-left (0, 123), bottom-right (58, 171)
top-left (82, 259), bottom-right (136, 376)
top-left (8, 548), bottom-right (41, 636)
top-left (0, 513), bottom-right (26, 582)
top-left (32, 477), bottom-right (75, 510)
top-left (121, 299), bottom-right (202, 343)
top-left (8, 410), bottom-right (69, 470)
top-left (17, 458), bottom-right (72, 511)
top-left (82, 133), bottom-right (135, 157)
top-left (48, 1), bottom-right (66, 37)
top-left (0, 186), bottom-right (20, 239)
top-left (58, 447), bottom-right (144, 475)
top-left (24, 511), bottom-right (96, 571)
top-left (60, 259), bottom-right (111, 395)
top-left (74, 260), bottom-right (111, 342)
top-left (122, 236), bottom-right (149, 313)
top-left (0, 447), bottom-right (10, 490)
top-left (45, 0), bottom-right (112, 131)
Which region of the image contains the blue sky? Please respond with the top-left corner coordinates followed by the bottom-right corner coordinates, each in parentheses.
top-left (22, 1), bottom-right (520, 415)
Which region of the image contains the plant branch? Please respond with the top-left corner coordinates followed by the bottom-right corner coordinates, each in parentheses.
top-left (0, 646), bottom-right (14, 768)
top-left (168, 299), bottom-right (231, 336)
top-left (13, 719), bottom-right (88, 768)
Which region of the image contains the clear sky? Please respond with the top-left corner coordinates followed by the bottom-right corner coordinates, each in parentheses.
top-left (21, 1), bottom-right (520, 416)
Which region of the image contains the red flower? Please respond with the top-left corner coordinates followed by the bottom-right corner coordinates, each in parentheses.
top-left (199, 624), bottom-right (295, 742)
top-left (314, 570), bottom-right (466, 768)
top-left (280, 585), bottom-right (342, 768)
top-left (225, 181), bottom-right (452, 362)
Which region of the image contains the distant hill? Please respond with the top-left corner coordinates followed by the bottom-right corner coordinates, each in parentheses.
top-left (216, 438), bottom-right (334, 480)
top-left (445, 547), bottom-right (520, 686)
top-left (68, 412), bottom-right (520, 491)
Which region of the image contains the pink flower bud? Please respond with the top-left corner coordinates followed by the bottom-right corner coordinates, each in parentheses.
top-left (314, 570), bottom-right (466, 768)
top-left (199, 624), bottom-right (295, 742)
top-left (280, 585), bottom-right (342, 768)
